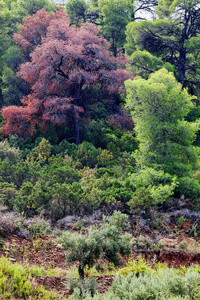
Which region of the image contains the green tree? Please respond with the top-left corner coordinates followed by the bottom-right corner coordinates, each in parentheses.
top-left (10, 0), bottom-right (57, 19)
top-left (66, 0), bottom-right (87, 25)
top-left (86, 0), bottom-right (100, 24)
top-left (126, 68), bottom-right (199, 175)
top-left (0, 139), bottom-right (21, 164)
top-left (57, 211), bottom-right (132, 280)
top-left (125, 68), bottom-right (200, 202)
top-left (128, 50), bottom-right (174, 79)
top-left (98, 0), bottom-right (134, 56)
top-left (132, 0), bottom-right (158, 21)
top-left (0, 0), bottom-right (57, 106)
top-left (65, 0), bottom-right (159, 56)
top-left (125, 0), bottom-right (200, 97)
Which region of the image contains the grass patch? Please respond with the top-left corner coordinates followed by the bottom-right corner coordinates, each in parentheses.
top-left (0, 256), bottom-right (59, 299)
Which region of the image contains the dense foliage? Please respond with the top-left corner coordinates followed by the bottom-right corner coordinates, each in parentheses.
top-left (125, 0), bottom-right (200, 97)
top-left (0, 0), bottom-right (200, 220)
top-left (1, 3), bottom-right (200, 298)
top-left (58, 211), bottom-right (132, 279)
top-left (69, 263), bottom-right (200, 299)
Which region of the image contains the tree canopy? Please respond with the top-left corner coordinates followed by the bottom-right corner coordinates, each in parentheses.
top-left (125, 0), bottom-right (200, 98)
top-left (125, 68), bottom-right (199, 175)
top-left (1, 8), bottom-right (133, 144)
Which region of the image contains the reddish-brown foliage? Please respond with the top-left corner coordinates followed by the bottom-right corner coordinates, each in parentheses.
top-left (1, 95), bottom-right (45, 138)
top-left (2, 9), bottom-right (133, 143)
top-left (13, 8), bottom-right (65, 59)
top-left (107, 112), bottom-right (134, 131)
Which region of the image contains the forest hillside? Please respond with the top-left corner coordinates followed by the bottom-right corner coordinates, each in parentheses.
top-left (1, 0), bottom-right (200, 299)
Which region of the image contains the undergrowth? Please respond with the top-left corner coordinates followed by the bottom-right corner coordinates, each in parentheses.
top-left (69, 258), bottom-right (200, 299)
top-left (0, 256), bottom-right (58, 299)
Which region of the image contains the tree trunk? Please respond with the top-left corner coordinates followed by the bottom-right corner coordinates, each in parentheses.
top-left (73, 84), bottom-right (83, 145)
top-left (178, 48), bottom-right (186, 86)
top-left (73, 113), bottom-right (80, 145)
top-left (78, 264), bottom-right (84, 280)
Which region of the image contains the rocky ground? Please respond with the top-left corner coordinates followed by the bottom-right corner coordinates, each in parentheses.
top-left (1, 199), bottom-right (200, 298)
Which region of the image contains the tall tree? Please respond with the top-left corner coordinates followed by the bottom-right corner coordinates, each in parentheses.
top-left (125, 0), bottom-right (200, 97)
top-left (13, 7), bottom-right (60, 60)
top-left (133, 0), bottom-right (158, 21)
top-left (125, 68), bottom-right (199, 176)
top-left (65, 0), bottom-right (87, 26)
top-left (0, 0), bottom-right (57, 107)
top-left (65, 0), bottom-right (158, 56)
top-left (1, 9), bottom-right (133, 144)
top-left (98, 0), bottom-right (134, 57)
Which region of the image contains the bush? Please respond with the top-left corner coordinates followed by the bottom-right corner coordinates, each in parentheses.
top-left (128, 168), bottom-right (178, 213)
top-left (73, 141), bottom-right (99, 168)
top-left (70, 265), bottom-right (200, 299)
top-left (27, 218), bottom-right (51, 236)
top-left (68, 275), bottom-right (98, 297)
top-left (97, 149), bottom-right (114, 167)
top-left (42, 163), bottom-right (80, 185)
top-left (26, 138), bottom-right (51, 162)
top-left (175, 176), bottom-right (200, 203)
top-left (12, 180), bottom-right (51, 217)
top-left (0, 256), bottom-right (56, 299)
top-left (51, 140), bottom-right (78, 157)
top-left (49, 182), bottom-right (83, 219)
top-left (95, 168), bottom-right (114, 178)
top-left (57, 211), bottom-right (132, 280)
top-left (80, 120), bottom-right (109, 149)
top-left (0, 212), bottom-right (24, 237)
top-left (0, 182), bottom-right (17, 208)
top-left (0, 140), bottom-right (21, 164)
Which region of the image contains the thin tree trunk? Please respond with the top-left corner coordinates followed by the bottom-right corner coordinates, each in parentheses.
top-left (78, 264), bottom-right (84, 280)
top-left (73, 113), bottom-right (80, 145)
top-left (73, 83), bottom-right (83, 145)
top-left (178, 48), bottom-right (186, 86)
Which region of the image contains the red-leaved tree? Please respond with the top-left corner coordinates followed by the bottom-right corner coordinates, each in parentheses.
top-left (1, 9), bottom-right (133, 144)
top-left (13, 8), bottom-right (63, 60)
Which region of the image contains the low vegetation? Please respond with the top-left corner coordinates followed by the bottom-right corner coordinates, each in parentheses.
top-left (0, 256), bottom-right (59, 299)
top-left (71, 264), bottom-right (200, 299)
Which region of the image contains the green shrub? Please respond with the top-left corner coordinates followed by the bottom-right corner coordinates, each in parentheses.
top-left (128, 168), bottom-right (178, 213)
top-left (27, 218), bottom-right (51, 236)
top-left (177, 216), bottom-right (187, 228)
top-left (97, 149), bottom-right (114, 167)
top-left (95, 168), bottom-right (114, 178)
top-left (0, 140), bottom-right (21, 164)
top-left (26, 138), bottom-right (51, 162)
top-left (70, 265), bottom-right (200, 299)
top-left (80, 119), bottom-right (109, 149)
top-left (0, 182), bottom-right (17, 208)
top-left (0, 256), bottom-right (56, 299)
top-left (68, 275), bottom-right (98, 297)
top-left (118, 256), bottom-right (153, 277)
top-left (12, 180), bottom-right (51, 217)
top-left (58, 211), bottom-right (132, 280)
top-left (73, 141), bottom-right (99, 168)
top-left (175, 176), bottom-right (200, 203)
top-left (41, 163), bottom-right (80, 185)
top-left (0, 212), bottom-right (24, 237)
top-left (107, 132), bottom-right (138, 155)
top-left (51, 140), bottom-right (78, 157)
top-left (49, 182), bottom-right (83, 219)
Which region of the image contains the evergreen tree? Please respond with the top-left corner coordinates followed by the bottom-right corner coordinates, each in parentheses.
top-left (125, 0), bottom-right (200, 98)
top-left (126, 68), bottom-right (200, 203)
